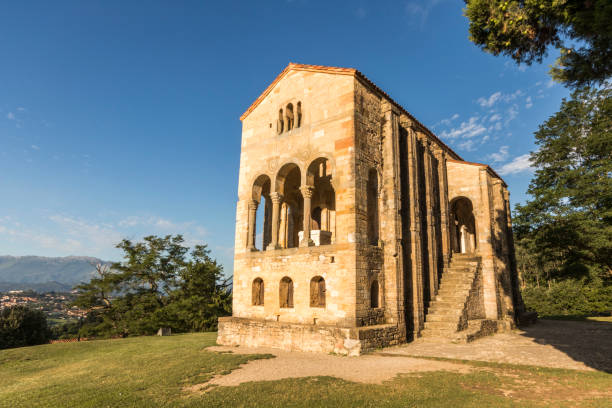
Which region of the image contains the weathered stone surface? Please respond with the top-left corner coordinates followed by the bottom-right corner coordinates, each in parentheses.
top-left (217, 63), bottom-right (522, 355)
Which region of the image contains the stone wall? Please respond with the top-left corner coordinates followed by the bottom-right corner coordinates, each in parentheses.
top-left (218, 317), bottom-right (402, 355)
top-left (233, 244), bottom-right (356, 327)
top-left (218, 316), bottom-right (363, 356)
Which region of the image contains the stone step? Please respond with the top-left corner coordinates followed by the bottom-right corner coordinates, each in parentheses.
top-left (439, 279), bottom-right (474, 287)
top-left (436, 288), bottom-right (472, 296)
top-left (428, 299), bottom-right (466, 308)
top-left (438, 282), bottom-right (472, 290)
top-left (423, 320), bottom-right (461, 330)
top-left (420, 328), bottom-right (456, 338)
top-left (428, 304), bottom-right (466, 314)
top-left (452, 254), bottom-right (481, 259)
top-left (426, 313), bottom-right (463, 322)
top-left (434, 295), bottom-right (470, 303)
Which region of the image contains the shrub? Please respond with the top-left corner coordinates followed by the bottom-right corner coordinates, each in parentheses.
top-left (522, 279), bottom-right (612, 317)
top-left (0, 305), bottom-right (50, 349)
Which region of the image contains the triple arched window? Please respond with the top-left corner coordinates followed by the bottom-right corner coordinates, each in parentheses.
top-left (251, 276), bottom-right (326, 309)
top-left (277, 101), bottom-right (302, 134)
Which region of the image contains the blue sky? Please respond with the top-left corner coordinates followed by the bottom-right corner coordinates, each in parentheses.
top-left (0, 1), bottom-right (569, 271)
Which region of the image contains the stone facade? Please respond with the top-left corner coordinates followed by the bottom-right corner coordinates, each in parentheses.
top-left (217, 63), bottom-right (523, 354)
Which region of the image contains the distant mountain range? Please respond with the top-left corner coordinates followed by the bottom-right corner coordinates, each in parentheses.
top-left (0, 255), bottom-right (109, 292)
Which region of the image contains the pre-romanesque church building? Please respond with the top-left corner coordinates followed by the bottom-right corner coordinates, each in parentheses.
top-left (217, 64), bottom-right (523, 355)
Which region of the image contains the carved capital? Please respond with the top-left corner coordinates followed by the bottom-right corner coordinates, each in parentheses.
top-left (299, 186), bottom-right (314, 199)
top-left (247, 200), bottom-right (259, 211)
top-left (269, 192), bottom-right (283, 203)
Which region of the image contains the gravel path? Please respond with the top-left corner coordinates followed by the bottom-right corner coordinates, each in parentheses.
top-left (200, 346), bottom-right (470, 388)
top-left (195, 319), bottom-right (611, 391)
top-left (380, 319), bottom-right (612, 372)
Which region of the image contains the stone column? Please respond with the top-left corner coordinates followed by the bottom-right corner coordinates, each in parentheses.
top-left (300, 186), bottom-right (314, 247)
top-left (279, 202), bottom-right (288, 248)
top-left (246, 200), bottom-right (258, 251)
top-left (407, 126), bottom-right (424, 336)
top-left (435, 149), bottom-right (451, 267)
top-left (422, 142), bottom-right (438, 297)
top-left (478, 168), bottom-right (499, 319)
top-left (267, 192), bottom-right (282, 250)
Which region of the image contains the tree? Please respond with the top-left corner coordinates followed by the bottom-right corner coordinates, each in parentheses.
top-left (0, 306), bottom-right (50, 349)
top-left (73, 235), bottom-right (231, 337)
top-left (464, 0), bottom-right (612, 87)
top-left (513, 84), bottom-right (612, 315)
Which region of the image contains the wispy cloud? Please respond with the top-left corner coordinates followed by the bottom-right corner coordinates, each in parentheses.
top-left (6, 112), bottom-right (15, 120)
top-left (0, 213), bottom-right (210, 260)
top-left (478, 90), bottom-right (523, 108)
top-left (405, 0), bottom-right (444, 27)
top-left (477, 91), bottom-right (502, 108)
top-left (439, 116), bottom-right (486, 139)
top-left (354, 6), bottom-right (367, 19)
top-left (525, 96), bottom-right (533, 109)
top-left (487, 145), bottom-right (509, 163)
top-left (497, 154), bottom-right (534, 175)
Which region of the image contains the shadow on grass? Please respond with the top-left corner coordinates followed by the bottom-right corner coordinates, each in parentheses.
top-left (518, 319), bottom-right (612, 373)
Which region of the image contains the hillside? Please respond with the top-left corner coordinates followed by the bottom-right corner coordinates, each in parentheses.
top-left (0, 256), bottom-right (107, 292)
top-left (0, 332), bottom-right (610, 407)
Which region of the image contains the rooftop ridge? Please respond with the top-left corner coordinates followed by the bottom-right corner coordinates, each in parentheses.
top-left (240, 63), bottom-right (508, 184)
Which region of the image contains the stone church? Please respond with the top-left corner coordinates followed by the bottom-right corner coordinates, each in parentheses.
top-left (217, 63), bottom-right (524, 355)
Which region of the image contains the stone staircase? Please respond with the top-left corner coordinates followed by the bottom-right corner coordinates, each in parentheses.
top-left (421, 253), bottom-right (505, 342)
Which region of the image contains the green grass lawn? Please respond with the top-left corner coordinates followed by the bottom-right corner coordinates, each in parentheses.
top-left (1, 333), bottom-right (610, 408)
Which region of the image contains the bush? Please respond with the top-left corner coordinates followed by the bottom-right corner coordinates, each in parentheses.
top-left (522, 279), bottom-right (612, 317)
top-left (0, 305), bottom-right (51, 349)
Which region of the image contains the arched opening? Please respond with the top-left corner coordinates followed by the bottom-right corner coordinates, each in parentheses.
top-left (296, 102), bottom-right (302, 128)
top-left (306, 157), bottom-right (335, 246)
top-left (276, 163), bottom-right (302, 249)
top-left (311, 207), bottom-right (322, 230)
top-left (250, 175), bottom-right (271, 250)
top-left (367, 168), bottom-right (379, 246)
top-left (450, 197), bottom-right (477, 254)
top-left (277, 109), bottom-right (284, 134)
top-left (370, 280), bottom-right (380, 308)
top-left (279, 277), bottom-right (294, 308)
top-left (285, 103), bottom-right (294, 131)
top-left (310, 276), bottom-right (325, 307)
top-left (252, 278), bottom-right (264, 306)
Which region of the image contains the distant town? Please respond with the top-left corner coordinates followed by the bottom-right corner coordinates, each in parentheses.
top-left (0, 290), bottom-right (86, 325)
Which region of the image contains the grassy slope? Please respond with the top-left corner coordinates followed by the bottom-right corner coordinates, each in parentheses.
top-left (1, 333), bottom-right (610, 408)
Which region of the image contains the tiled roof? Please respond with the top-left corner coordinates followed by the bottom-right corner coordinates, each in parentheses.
top-left (240, 63), bottom-right (506, 184)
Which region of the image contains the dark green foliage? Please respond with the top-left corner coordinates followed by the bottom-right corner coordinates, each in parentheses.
top-left (464, 0), bottom-right (612, 87)
top-left (72, 235), bottom-right (231, 337)
top-left (522, 278), bottom-right (612, 317)
top-left (0, 305), bottom-right (50, 349)
top-left (514, 85), bottom-right (612, 316)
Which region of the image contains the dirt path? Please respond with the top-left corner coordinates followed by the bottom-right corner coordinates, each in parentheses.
top-left (193, 319), bottom-right (611, 392)
top-left (382, 319), bottom-right (612, 372)
top-left (198, 346), bottom-right (470, 388)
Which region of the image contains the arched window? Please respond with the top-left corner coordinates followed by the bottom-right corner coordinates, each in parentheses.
top-left (285, 103), bottom-right (294, 131)
top-left (277, 109), bottom-right (284, 134)
top-left (279, 277), bottom-right (294, 308)
top-left (367, 168), bottom-right (379, 245)
top-left (252, 278), bottom-right (264, 306)
top-left (306, 157), bottom-right (336, 245)
top-left (310, 276), bottom-right (325, 307)
top-left (250, 175), bottom-right (271, 250)
top-left (296, 102), bottom-right (302, 128)
top-left (450, 197), bottom-right (477, 254)
top-left (276, 163), bottom-right (303, 249)
top-left (370, 280), bottom-right (379, 308)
